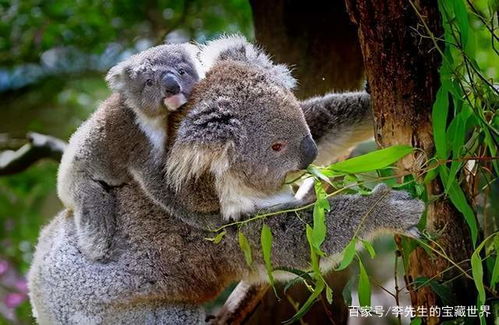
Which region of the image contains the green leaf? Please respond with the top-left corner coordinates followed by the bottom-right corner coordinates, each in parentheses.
top-left (274, 266), bottom-right (314, 284)
top-left (439, 166), bottom-right (478, 245)
top-left (261, 224), bottom-right (275, 285)
top-left (284, 279), bottom-right (325, 325)
top-left (361, 239), bottom-right (376, 258)
top-left (307, 165), bottom-right (333, 185)
top-left (410, 317), bottom-right (422, 325)
top-left (327, 145), bottom-right (414, 174)
top-left (306, 225), bottom-right (321, 276)
top-left (336, 239), bottom-right (357, 271)
top-left (491, 235), bottom-right (499, 287)
top-left (205, 230), bottom-right (226, 244)
top-left (311, 181), bottom-right (330, 255)
top-left (357, 257), bottom-right (371, 307)
top-left (432, 86), bottom-right (449, 160)
top-left (471, 240), bottom-right (488, 306)
top-left (445, 107), bottom-right (470, 191)
top-left (452, 0), bottom-right (476, 56)
top-left (342, 276), bottom-right (355, 306)
top-left (326, 286), bottom-right (333, 304)
top-left (238, 231), bottom-right (253, 267)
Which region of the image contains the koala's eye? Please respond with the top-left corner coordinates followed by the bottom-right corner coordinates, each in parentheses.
top-left (271, 142), bottom-right (285, 152)
top-left (145, 79), bottom-right (154, 87)
top-left (178, 68), bottom-right (185, 75)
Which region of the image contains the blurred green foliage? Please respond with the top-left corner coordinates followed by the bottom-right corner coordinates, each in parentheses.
top-left (0, 1), bottom-right (253, 323)
top-left (0, 0), bottom-right (253, 65)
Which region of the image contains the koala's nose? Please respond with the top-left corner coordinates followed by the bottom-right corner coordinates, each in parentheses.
top-left (298, 135), bottom-right (318, 169)
top-left (162, 74), bottom-right (181, 95)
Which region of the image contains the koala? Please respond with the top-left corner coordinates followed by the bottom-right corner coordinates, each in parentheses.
top-left (57, 43), bottom-right (204, 261)
top-left (174, 35), bottom-right (374, 220)
top-left (28, 36), bottom-right (424, 325)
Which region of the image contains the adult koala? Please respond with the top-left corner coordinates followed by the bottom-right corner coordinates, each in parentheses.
top-left (28, 38), bottom-right (424, 324)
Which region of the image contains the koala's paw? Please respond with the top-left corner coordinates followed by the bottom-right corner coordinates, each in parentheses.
top-left (370, 184), bottom-right (425, 236)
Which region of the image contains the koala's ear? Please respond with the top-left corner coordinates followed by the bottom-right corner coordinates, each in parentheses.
top-left (200, 34), bottom-right (296, 89)
top-left (105, 61), bottom-right (130, 92)
top-left (166, 98), bottom-right (242, 190)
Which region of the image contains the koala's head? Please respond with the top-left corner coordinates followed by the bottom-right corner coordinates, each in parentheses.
top-left (106, 43), bottom-right (203, 118)
top-left (167, 37), bottom-right (317, 219)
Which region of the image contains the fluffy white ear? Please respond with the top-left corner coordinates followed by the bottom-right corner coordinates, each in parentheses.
top-left (105, 61), bottom-right (129, 92)
top-left (199, 34), bottom-right (296, 89)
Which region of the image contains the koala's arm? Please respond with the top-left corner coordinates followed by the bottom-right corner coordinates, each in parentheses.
top-left (300, 91), bottom-right (373, 166)
top-left (58, 154), bottom-right (120, 262)
top-left (235, 185), bottom-right (424, 278)
top-left (57, 117), bottom-right (126, 262)
top-left (128, 150), bottom-right (178, 211)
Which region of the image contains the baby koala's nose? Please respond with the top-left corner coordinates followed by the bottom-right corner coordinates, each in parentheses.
top-left (162, 74), bottom-right (181, 95)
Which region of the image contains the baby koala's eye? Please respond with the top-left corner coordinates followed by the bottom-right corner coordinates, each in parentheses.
top-left (271, 142), bottom-right (285, 152)
top-left (178, 68), bottom-right (185, 75)
top-left (145, 79), bottom-right (154, 87)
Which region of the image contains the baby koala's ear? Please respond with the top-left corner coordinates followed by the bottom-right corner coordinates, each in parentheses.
top-left (105, 61), bottom-right (130, 92)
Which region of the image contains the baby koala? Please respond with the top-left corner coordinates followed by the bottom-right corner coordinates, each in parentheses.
top-left (57, 43), bottom-right (204, 261)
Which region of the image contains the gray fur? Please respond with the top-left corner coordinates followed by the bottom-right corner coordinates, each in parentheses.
top-left (29, 183), bottom-right (423, 324)
top-left (57, 43), bottom-right (203, 261)
top-left (29, 36), bottom-right (423, 324)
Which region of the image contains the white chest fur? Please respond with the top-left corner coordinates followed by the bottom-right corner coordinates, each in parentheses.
top-left (135, 113), bottom-right (167, 155)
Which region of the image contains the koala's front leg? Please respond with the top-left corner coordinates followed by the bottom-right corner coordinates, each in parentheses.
top-left (238, 184), bottom-right (424, 277)
top-left (129, 151), bottom-right (179, 212)
top-left (300, 91), bottom-right (373, 165)
top-left (73, 174), bottom-right (117, 262)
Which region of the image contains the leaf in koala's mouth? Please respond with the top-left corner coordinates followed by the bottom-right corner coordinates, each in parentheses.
top-left (163, 94), bottom-right (187, 111)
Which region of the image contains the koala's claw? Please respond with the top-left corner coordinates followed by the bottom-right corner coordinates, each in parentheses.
top-left (366, 183), bottom-right (425, 235)
top-left (405, 226), bottom-right (422, 239)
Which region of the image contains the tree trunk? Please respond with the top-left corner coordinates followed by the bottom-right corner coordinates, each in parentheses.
top-left (345, 0), bottom-right (475, 324)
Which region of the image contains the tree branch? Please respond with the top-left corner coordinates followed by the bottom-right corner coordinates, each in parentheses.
top-left (208, 283), bottom-right (269, 325)
top-left (0, 132), bottom-right (66, 176)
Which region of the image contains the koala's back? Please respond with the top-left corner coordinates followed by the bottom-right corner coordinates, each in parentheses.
top-left (57, 94), bottom-right (144, 207)
top-left (28, 182), bottom-right (246, 324)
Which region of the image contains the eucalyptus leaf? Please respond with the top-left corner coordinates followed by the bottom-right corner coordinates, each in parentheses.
top-left (238, 231), bottom-right (253, 267)
top-left (284, 279), bottom-right (325, 325)
top-left (336, 239), bottom-right (357, 271)
top-left (261, 224), bottom-right (275, 285)
top-left (205, 230), bottom-right (226, 244)
top-left (357, 258), bottom-right (371, 307)
top-left (327, 145), bottom-right (414, 174)
top-left (361, 239), bottom-right (376, 258)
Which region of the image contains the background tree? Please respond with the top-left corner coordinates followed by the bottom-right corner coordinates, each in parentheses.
top-left (344, 1), bottom-right (477, 323)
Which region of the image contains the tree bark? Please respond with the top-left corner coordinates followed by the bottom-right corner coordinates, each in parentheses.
top-left (345, 0), bottom-right (475, 324)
